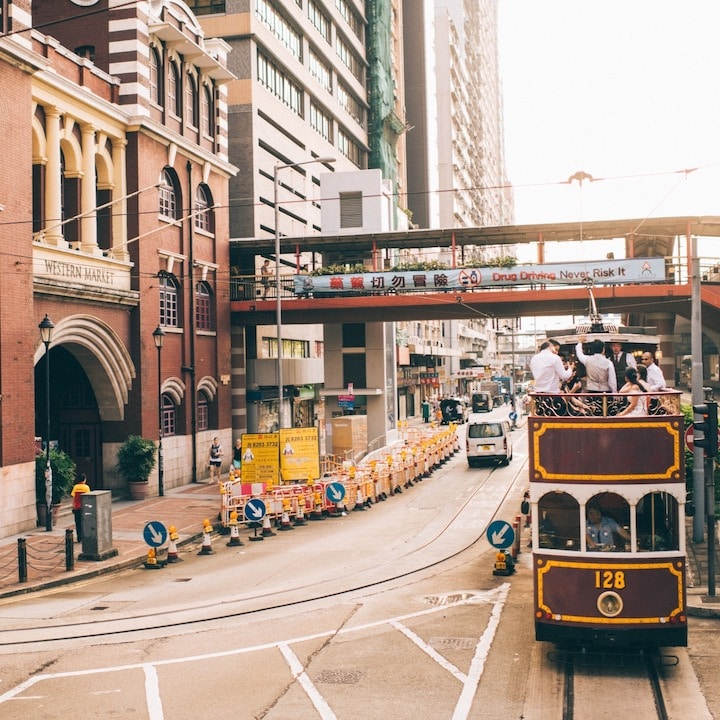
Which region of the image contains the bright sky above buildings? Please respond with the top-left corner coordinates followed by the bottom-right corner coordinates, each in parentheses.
top-left (498, 1), bottom-right (720, 261)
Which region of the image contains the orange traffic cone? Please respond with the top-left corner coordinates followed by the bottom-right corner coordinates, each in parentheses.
top-left (294, 497), bottom-right (307, 526)
top-left (278, 500), bottom-right (294, 531)
top-left (167, 525), bottom-right (181, 563)
top-left (261, 514), bottom-right (276, 537)
top-left (198, 519), bottom-right (215, 555)
top-left (227, 511), bottom-right (244, 546)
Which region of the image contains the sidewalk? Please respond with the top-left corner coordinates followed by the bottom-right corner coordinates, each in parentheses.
top-left (0, 482), bottom-right (221, 600)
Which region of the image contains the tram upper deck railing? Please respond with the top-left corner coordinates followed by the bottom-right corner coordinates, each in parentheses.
top-left (529, 389), bottom-right (682, 418)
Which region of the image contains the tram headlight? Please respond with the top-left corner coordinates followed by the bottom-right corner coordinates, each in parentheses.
top-left (597, 591), bottom-right (623, 617)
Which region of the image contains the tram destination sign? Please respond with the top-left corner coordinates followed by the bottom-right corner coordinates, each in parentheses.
top-left (293, 257), bottom-right (665, 295)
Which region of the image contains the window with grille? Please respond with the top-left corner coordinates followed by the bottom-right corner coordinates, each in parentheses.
top-left (309, 48), bottom-right (332, 93)
top-left (310, 100), bottom-right (333, 142)
top-left (168, 60), bottom-right (180, 116)
top-left (338, 128), bottom-right (364, 168)
top-left (195, 281), bottom-right (213, 331)
top-left (187, 0), bottom-right (226, 16)
top-left (194, 185), bottom-right (212, 232)
top-left (185, 72), bottom-right (198, 127)
top-left (256, 0), bottom-right (302, 60)
top-left (197, 392), bottom-right (209, 431)
top-left (160, 274), bottom-right (180, 328)
top-left (308, 0), bottom-right (330, 43)
top-left (159, 169), bottom-right (177, 219)
top-left (162, 394), bottom-right (176, 436)
top-left (201, 85), bottom-right (213, 137)
top-left (257, 51), bottom-right (303, 117)
top-left (149, 47), bottom-right (162, 105)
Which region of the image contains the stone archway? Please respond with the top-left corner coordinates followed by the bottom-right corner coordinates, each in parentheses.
top-left (34, 315), bottom-right (136, 487)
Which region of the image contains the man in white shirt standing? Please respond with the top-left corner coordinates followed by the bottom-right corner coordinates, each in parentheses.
top-left (575, 337), bottom-right (617, 393)
top-left (530, 339), bottom-right (572, 392)
top-left (640, 351), bottom-right (667, 391)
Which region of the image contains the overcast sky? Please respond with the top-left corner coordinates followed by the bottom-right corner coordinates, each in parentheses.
top-left (498, 1), bottom-right (720, 236)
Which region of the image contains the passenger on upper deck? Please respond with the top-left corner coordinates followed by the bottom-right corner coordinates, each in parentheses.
top-left (586, 504), bottom-right (631, 551)
top-left (616, 367), bottom-right (648, 416)
top-left (607, 341), bottom-right (637, 390)
top-left (575, 337), bottom-right (617, 393)
top-left (529, 339), bottom-right (572, 392)
top-left (641, 351), bottom-right (667, 391)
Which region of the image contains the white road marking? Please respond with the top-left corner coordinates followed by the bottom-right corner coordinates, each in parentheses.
top-left (0, 585), bottom-right (511, 720)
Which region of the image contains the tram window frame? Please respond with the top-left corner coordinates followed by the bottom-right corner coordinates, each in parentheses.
top-left (636, 491), bottom-right (678, 552)
top-left (537, 491), bottom-right (580, 550)
top-left (585, 492), bottom-right (631, 552)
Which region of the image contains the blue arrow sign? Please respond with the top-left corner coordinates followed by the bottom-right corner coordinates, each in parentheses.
top-left (326, 482), bottom-right (346, 503)
top-left (244, 498), bottom-right (266, 521)
top-left (143, 521), bottom-right (167, 548)
top-left (487, 520), bottom-right (515, 549)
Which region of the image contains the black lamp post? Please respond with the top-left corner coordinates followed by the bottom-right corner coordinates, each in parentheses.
top-left (153, 325), bottom-right (165, 497)
top-left (38, 314), bottom-right (55, 531)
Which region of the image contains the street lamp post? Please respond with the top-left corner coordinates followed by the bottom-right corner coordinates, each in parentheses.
top-left (503, 323), bottom-right (516, 394)
top-left (273, 156), bottom-right (335, 429)
top-left (153, 326), bottom-right (165, 497)
top-left (38, 314), bottom-right (55, 532)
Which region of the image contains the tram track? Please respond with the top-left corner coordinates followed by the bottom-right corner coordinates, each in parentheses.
top-left (0, 444), bottom-right (525, 648)
top-left (553, 647), bottom-right (677, 720)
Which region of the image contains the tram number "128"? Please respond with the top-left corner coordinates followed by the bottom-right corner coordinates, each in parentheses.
top-left (594, 570), bottom-right (626, 589)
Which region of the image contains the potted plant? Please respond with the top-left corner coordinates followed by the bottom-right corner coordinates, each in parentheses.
top-left (35, 448), bottom-right (76, 527)
top-left (116, 435), bottom-right (157, 500)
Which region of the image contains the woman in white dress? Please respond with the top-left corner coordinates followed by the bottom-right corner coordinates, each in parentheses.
top-left (616, 367), bottom-right (648, 416)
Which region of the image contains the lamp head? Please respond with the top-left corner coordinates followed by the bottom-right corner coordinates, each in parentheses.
top-left (38, 314), bottom-right (55, 345)
top-left (153, 325), bottom-right (165, 349)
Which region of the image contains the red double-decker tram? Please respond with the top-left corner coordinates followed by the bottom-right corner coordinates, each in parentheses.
top-left (529, 389), bottom-right (688, 648)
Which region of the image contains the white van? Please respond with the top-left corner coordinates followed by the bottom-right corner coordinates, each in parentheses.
top-left (466, 414), bottom-right (513, 467)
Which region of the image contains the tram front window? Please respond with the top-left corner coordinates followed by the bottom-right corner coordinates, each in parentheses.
top-left (537, 492), bottom-right (580, 550)
top-left (585, 493), bottom-right (630, 552)
top-left (637, 492), bottom-right (678, 551)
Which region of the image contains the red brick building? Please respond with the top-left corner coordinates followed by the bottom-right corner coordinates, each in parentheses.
top-left (0, 0), bottom-right (235, 537)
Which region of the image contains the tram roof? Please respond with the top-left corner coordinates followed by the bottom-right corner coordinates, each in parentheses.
top-left (230, 215), bottom-right (720, 255)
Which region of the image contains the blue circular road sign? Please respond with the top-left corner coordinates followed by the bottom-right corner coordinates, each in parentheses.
top-left (244, 498), bottom-right (266, 522)
top-left (487, 520), bottom-right (515, 549)
top-left (143, 521), bottom-right (167, 548)
top-left (326, 482), bottom-right (346, 503)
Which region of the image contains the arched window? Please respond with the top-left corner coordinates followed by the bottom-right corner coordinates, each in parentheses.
top-left (149, 46), bottom-right (162, 105)
top-left (195, 280), bottom-right (214, 331)
top-left (194, 184), bottom-right (213, 233)
top-left (537, 491), bottom-right (580, 550)
top-left (168, 60), bottom-right (181, 116)
top-left (161, 394), bottom-right (176, 436)
top-left (160, 273), bottom-right (180, 328)
top-left (158, 169), bottom-right (178, 220)
top-left (185, 72), bottom-right (198, 127)
top-left (201, 85), bottom-right (213, 137)
top-left (197, 391), bottom-right (210, 432)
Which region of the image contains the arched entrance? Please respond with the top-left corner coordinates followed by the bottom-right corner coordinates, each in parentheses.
top-left (34, 347), bottom-right (102, 487)
top-left (33, 314), bottom-right (136, 490)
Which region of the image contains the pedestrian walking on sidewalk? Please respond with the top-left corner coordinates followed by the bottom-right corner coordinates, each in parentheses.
top-left (71, 473), bottom-right (91, 543)
top-left (209, 437), bottom-right (223, 482)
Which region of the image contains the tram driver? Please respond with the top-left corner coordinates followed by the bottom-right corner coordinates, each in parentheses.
top-left (585, 504), bottom-right (631, 551)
